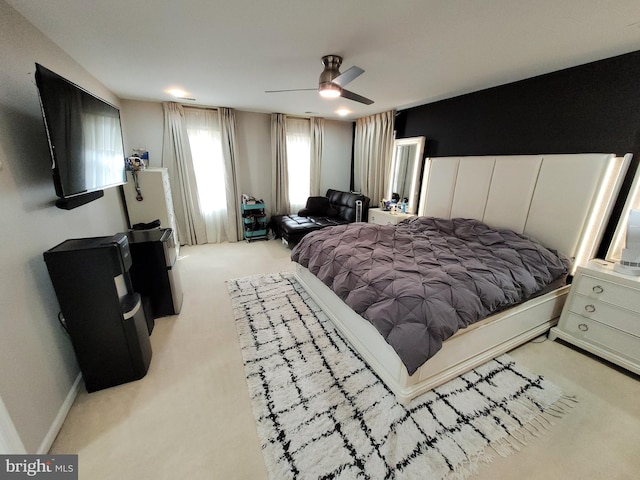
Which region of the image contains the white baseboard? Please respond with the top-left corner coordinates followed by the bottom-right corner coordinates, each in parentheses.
top-left (37, 373), bottom-right (82, 454)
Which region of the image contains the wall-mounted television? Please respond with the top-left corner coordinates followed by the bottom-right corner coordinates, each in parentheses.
top-left (34, 63), bottom-right (126, 209)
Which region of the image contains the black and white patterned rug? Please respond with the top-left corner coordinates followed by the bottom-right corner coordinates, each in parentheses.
top-left (227, 272), bottom-right (575, 480)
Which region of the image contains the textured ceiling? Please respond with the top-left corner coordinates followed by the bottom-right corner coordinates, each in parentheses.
top-left (7, 0), bottom-right (640, 120)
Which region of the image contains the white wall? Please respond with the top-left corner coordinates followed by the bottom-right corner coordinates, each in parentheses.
top-left (119, 103), bottom-right (354, 219)
top-left (120, 100), bottom-right (164, 166)
top-left (322, 120), bottom-right (353, 193)
top-left (0, 0), bottom-right (128, 453)
top-left (235, 111), bottom-right (272, 210)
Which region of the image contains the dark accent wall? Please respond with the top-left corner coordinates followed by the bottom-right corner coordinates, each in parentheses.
top-left (394, 49), bottom-right (640, 257)
top-left (395, 50), bottom-right (640, 156)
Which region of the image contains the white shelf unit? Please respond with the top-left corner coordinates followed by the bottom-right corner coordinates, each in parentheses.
top-left (123, 168), bottom-right (179, 249)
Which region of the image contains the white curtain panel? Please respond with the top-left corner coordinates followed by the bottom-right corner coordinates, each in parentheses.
top-left (285, 117), bottom-right (312, 213)
top-left (271, 113), bottom-right (290, 215)
top-left (218, 108), bottom-right (243, 242)
top-left (354, 110), bottom-right (395, 204)
top-left (161, 102), bottom-right (207, 245)
top-left (310, 117), bottom-right (324, 196)
top-left (183, 107), bottom-right (230, 243)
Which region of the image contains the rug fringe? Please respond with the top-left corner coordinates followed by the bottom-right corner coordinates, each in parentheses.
top-left (500, 393), bottom-right (577, 458)
top-left (444, 393), bottom-right (578, 480)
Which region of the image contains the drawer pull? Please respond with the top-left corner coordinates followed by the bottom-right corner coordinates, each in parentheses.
top-left (578, 323), bottom-right (589, 332)
top-left (584, 304), bottom-right (596, 313)
top-left (592, 285), bottom-right (604, 294)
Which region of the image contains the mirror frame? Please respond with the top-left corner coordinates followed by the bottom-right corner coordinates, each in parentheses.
top-left (606, 153), bottom-right (639, 262)
top-left (387, 136), bottom-right (426, 214)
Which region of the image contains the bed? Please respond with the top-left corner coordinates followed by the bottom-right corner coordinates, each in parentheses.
top-left (292, 153), bottom-right (632, 404)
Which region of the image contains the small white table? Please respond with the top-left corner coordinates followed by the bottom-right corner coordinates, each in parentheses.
top-left (368, 207), bottom-right (415, 225)
top-left (549, 259), bottom-right (640, 375)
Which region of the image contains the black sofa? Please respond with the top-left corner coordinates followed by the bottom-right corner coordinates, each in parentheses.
top-left (271, 189), bottom-right (370, 246)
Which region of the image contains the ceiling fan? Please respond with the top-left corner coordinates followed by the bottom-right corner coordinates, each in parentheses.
top-left (265, 55), bottom-right (374, 105)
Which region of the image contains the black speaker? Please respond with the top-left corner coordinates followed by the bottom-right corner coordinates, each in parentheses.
top-left (55, 190), bottom-right (104, 210)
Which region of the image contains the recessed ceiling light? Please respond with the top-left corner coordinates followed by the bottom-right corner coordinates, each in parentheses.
top-left (166, 88), bottom-right (189, 98)
top-left (336, 109), bottom-right (351, 117)
top-left (165, 87), bottom-right (196, 101)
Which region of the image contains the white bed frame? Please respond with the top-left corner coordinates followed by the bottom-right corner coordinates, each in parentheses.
top-left (295, 153), bottom-right (632, 404)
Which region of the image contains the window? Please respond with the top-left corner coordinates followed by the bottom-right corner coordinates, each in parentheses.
top-left (184, 107), bottom-right (228, 242)
top-left (285, 117), bottom-right (311, 212)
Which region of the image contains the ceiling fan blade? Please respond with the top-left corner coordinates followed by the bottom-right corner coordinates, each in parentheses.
top-left (340, 88), bottom-right (374, 105)
top-left (265, 88), bottom-right (317, 93)
top-left (333, 66), bottom-right (364, 87)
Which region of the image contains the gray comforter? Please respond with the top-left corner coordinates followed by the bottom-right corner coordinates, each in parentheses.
top-left (291, 217), bottom-right (570, 375)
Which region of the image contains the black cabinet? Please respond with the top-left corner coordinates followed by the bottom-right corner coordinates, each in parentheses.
top-left (44, 235), bottom-right (152, 392)
top-left (127, 228), bottom-right (183, 321)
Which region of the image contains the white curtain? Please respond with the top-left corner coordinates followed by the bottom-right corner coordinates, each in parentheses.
top-left (286, 117), bottom-right (311, 213)
top-left (310, 117), bottom-right (324, 196)
top-left (183, 107), bottom-right (228, 243)
top-left (161, 102), bottom-right (207, 245)
top-left (271, 113), bottom-right (290, 215)
top-left (354, 110), bottom-right (395, 204)
top-left (218, 108), bottom-right (242, 242)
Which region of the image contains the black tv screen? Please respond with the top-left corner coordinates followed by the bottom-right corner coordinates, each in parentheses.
top-left (35, 63), bottom-right (126, 199)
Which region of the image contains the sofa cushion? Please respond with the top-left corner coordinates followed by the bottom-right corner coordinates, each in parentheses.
top-left (326, 188), bottom-right (368, 222)
top-left (298, 196), bottom-right (338, 217)
top-left (273, 214), bottom-right (350, 245)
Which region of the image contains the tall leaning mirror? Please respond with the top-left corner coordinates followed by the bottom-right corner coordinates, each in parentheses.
top-left (387, 136), bottom-right (426, 214)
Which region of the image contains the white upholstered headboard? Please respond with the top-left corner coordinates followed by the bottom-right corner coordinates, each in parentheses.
top-left (417, 153), bottom-right (632, 270)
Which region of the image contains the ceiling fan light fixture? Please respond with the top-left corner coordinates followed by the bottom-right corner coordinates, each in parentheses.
top-left (319, 83), bottom-right (341, 98)
top-left (265, 54), bottom-right (373, 106)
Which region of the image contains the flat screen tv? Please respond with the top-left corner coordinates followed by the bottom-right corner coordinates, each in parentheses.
top-left (34, 63), bottom-right (126, 208)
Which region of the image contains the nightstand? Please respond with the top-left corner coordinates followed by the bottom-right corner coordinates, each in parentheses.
top-left (549, 259), bottom-right (640, 375)
top-left (368, 208), bottom-right (415, 225)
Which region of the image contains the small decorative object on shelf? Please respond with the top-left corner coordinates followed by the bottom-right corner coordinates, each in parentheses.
top-left (241, 194), bottom-right (268, 242)
top-left (125, 150), bottom-right (148, 202)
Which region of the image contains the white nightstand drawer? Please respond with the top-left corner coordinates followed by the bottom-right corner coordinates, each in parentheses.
top-left (563, 313), bottom-right (640, 363)
top-left (570, 294), bottom-right (640, 336)
top-left (574, 274), bottom-right (640, 313)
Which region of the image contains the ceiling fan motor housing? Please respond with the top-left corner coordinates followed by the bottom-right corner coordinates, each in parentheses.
top-left (319, 55), bottom-right (343, 87)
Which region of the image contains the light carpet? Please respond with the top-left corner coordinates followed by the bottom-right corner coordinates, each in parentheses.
top-left (227, 272), bottom-right (575, 480)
